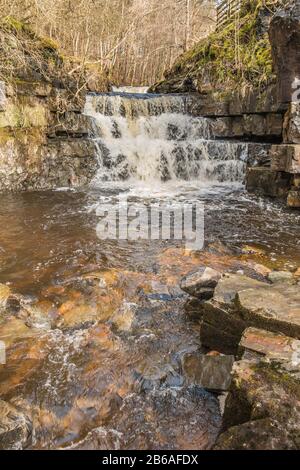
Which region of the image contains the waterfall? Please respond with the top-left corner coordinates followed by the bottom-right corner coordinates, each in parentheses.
top-left (111, 86), bottom-right (149, 94)
top-left (84, 92), bottom-right (247, 185)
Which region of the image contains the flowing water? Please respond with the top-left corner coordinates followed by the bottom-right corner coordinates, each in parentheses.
top-left (0, 91), bottom-right (299, 450)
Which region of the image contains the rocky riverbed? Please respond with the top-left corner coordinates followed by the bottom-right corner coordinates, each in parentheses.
top-left (181, 266), bottom-right (300, 450)
top-left (0, 186), bottom-right (299, 450)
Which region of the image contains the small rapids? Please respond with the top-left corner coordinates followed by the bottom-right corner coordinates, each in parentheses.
top-left (0, 90), bottom-right (299, 450)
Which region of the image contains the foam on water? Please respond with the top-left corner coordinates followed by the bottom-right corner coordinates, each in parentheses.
top-left (84, 92), bottom-right (247, 191)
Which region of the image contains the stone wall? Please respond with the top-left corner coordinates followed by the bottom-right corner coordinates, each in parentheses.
top-left (0, 80), bottom-right (97, 191)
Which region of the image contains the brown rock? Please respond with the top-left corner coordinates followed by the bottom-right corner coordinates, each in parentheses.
top-left (270, 144), bottom-right (300, 173)
top-left (0, 283), bottom-right (11, 309)
top-left (287, 188), bottom-right (300, 208)
top-left (200, 273), bottom-right (300, 354)
top-left (215, 359), bottom-right (300, 450)
top-left (246, 167), bottom-right (292, 198)
top-left (180, 267), bottom-right (222, 300)
top-left (182, 352), bottom-right (234, 392)
top-left (239, 327), bottom-right (300, 363)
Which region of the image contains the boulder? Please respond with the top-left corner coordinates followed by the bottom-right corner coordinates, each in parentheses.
top-left (180, 267), bottom-right (222, 300)
top-left (215, 418), bottom-right (298, 450)
top-left (181, 351), bottom-right (234, 392)
top-left (268, 270), bottom-right (294, 283)
top-left (236, 283), bottom-right (300, 338)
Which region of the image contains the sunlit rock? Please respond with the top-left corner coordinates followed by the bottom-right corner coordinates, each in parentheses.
top-left (0, 283), bottom-right (11, 309)
top-left (180, 267), bottom-right (222, 300)
top-left (239, 327), bottom-right (300, 364)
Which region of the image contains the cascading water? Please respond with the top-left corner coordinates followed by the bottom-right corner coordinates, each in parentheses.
top-left (84, 92), bottom-right (248, 186)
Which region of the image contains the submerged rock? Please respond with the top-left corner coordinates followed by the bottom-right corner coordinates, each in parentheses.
top-left (108, 386), bottom-right (221, 450)
top-left (182, 352), bottom-right (234, 392)
top-left (0, 400), bottom-right (32, 450)
top-left (110, 302), bottom-right (138, 332)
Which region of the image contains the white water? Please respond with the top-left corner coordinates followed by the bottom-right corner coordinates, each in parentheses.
top-left (84, 93), bottom-right (247, 189)
top-left (111, 85), bottom-right (149, 94)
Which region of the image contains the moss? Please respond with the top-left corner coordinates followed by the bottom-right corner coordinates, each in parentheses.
top-left (156, 0), bottom-right (280, 93)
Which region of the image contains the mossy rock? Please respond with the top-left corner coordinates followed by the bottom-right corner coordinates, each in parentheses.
top-left (153, 0), bottom-right (281, 94)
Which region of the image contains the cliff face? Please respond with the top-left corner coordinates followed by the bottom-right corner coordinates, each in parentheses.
top-left (0, 18), bottom-right (106, 191)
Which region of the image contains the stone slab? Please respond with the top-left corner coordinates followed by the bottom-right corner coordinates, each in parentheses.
top-left (239, 327), bottom-right (300, 364)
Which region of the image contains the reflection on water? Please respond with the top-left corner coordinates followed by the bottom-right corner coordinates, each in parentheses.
top-left (0, 181), bottom-right (299, 449)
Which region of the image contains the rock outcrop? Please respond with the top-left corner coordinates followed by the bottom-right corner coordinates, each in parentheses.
top-left (0, 18), bottom-right (104, 192)
top-left (180, 265), bottom-right (300, 449)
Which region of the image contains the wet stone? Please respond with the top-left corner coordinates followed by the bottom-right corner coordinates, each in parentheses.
top-left (0, 400), bottom-right (32, 450)
top-left (182, 352), bottom-right (234, 392)
top-left (216, 359), bottom-right (300, 450)
top-left (0, 283), bottom-right (11, 309)
top-left (108, 386), bottom-right (222, 450)
top-left (215, 418), bottom-right (298, 450)
top-left (200, 273), bottom-right (300, 354)
top-left (180, 267), bottom-right (222, 300)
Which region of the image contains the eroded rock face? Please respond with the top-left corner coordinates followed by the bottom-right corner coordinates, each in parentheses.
top-left (246, 167), bottom-right (292, 198)
top-left (0, 80), bottom-right (98, 191)
top-left (284, 103), bottom-right (300, 144)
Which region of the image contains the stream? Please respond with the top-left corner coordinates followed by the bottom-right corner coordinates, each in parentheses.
top-left (0, 91), bottom-right (299, 450)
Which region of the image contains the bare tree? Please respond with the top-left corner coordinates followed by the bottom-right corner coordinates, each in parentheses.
top-left (0, 0), bottom-right (216, 85)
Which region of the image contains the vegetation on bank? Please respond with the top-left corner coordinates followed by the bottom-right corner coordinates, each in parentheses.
top-left (153, 0), bottom-right (286, 93)
top-left (0, 16), bottom-right (106, 93)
